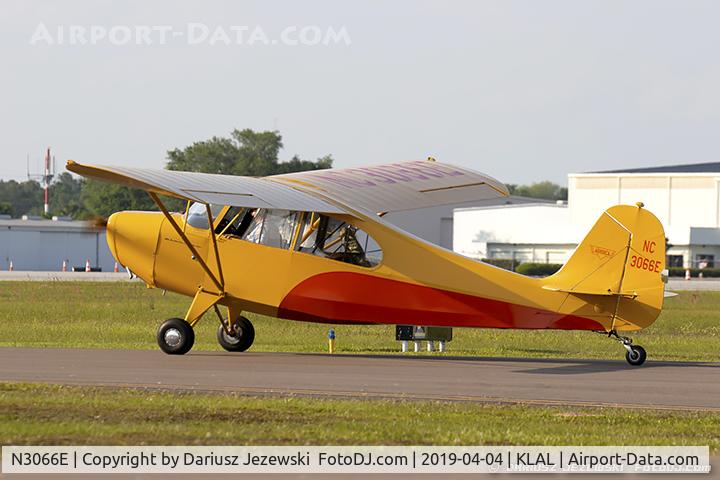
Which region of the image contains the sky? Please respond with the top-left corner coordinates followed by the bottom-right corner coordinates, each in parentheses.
top-left (1, 0), bottom-right (719, 185)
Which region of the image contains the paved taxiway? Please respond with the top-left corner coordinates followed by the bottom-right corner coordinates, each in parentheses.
top-left (0, 348), bottom-right (718, 411)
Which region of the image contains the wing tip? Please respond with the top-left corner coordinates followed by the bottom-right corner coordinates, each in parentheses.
top-left (65, 159), bottom-right (80, 173)
top-left (485, 181), bottom-right (510, 197)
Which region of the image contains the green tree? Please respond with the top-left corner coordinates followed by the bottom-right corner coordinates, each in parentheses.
top-left (232, 129), bottom-right (285, 176)
top-left (166, 129), bottom-right (333, 176)
top-left (0, 129), bottom-right (333, 220)
top-left (0, 180), bottom-right (42, 218)
top-left (274, 154), bottom-right (334, 174)
top-left (165, 136), bottom-right (240, 175)
top-left (80, 179), bottom-right (157, 219)
top-left (506, 181), bottom-right (567, 201)
top-left (0, 201), bottom-right (12, 216)
top-left (48, 172), bottom-right (85, 218)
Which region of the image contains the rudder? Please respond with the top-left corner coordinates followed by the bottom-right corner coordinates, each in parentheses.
top-left (543, 203), bottom-right (666, 330)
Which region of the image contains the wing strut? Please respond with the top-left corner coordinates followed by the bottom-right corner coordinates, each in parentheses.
top-left (148, 192), bottom-right (224, 294)
top-left (205, 204), bottom-right (225, 288)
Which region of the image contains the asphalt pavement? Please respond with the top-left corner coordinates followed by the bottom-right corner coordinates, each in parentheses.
top-left (0, 347), bottom-right (718, 411)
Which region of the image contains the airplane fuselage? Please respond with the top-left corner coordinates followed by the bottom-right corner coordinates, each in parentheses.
top-left (106, 205), bottom-right (659, 333)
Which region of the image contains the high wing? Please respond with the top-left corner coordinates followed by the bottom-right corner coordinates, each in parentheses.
top-left (65, 160), bottom-right (346, 214)
top-left (269, 160), bottom-right (508, 215)
top-left (66, 159), bottom-right (508, 217)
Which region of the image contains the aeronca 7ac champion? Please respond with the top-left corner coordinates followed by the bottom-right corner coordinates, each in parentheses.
top-left (67, 158), bottom-right (668, 366)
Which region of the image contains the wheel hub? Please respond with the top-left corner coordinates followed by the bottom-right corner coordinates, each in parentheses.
top-left (164, 328), bottom-right (183, 347)
top-left (222, 327), bottom-right (241, 345)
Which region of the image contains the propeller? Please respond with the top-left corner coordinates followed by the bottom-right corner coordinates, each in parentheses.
top-left (87, 216), bottom-right (108, 228)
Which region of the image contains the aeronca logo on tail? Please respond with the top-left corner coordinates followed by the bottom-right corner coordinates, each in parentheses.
top-left (590, 245), bottom-right (616, 259)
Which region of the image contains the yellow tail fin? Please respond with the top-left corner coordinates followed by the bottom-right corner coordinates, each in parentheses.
top-left (543, 203), bottom-right (666, 330)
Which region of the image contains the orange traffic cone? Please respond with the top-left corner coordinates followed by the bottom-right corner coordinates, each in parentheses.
top-left (8, 261), bottom-right (13, 272)
top-left (114, 262), bottom-right (119, 273)
top-left (85, 259), bottom-right (91, 272)
top-left (62, 260), bottom-right (67, 272)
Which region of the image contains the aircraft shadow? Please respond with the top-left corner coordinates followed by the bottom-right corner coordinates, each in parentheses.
top-left (191, 351), bottom-right (720, 374)
top-left (513, 359), bottom-right (720, 375)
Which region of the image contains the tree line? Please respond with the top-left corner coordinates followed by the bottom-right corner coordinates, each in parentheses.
top-left (0, 128), bottom-right (567, 219)
top-left (0, 129), bottom-right (333, 219)
top-left (505, 181), bottom-right (568, 202)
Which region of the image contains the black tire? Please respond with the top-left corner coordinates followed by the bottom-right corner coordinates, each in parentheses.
top-left (217, 315), bottom-right (255, 352)
top-left (157, 318), bottom-right (195, 355)
top-left (625, 345), bottom-right (647, 366)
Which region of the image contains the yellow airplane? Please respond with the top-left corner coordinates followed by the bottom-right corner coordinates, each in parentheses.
top-left (67, 159), bottom-right (666, 366)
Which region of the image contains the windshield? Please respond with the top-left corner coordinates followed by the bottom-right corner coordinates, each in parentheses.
top-left (185, 202), bottom-right (224, 230)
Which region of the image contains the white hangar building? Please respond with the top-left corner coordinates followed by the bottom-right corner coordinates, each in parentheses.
top-left (384, 195), bottom-right (552, 250)
top-left (454, 162), bottom-right (720, 269)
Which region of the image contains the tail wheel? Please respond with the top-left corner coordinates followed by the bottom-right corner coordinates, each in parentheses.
top-left (625, 345), bottom-right (647, 366)
top-left (217, 315), bottom-right (255, 352)
top-left (157, 318), bottom-right (195, 355)
top-left (605, 330), bottom-right (648, 367)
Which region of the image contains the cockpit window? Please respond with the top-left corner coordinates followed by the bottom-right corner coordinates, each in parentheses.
top-left (242, 209), bottom-right (297, 249)
top-left (215, 206), bottom-right (247, 236)
top-left (185, 202), bottom-right (223, 230)
top-left (214, 208), bottom-right (383, 266)
top-left (296, 213), bottom-right (383, 267)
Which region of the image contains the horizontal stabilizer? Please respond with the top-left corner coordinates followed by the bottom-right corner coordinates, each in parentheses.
top-left (541, 285), bottom-right (638, 298)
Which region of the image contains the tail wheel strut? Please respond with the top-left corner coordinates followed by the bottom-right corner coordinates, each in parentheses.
top-left (607, 330), bottom-right (647, 366)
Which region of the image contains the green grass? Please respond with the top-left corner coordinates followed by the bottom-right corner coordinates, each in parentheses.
top-left (2, 383), bottom-right (719, 448)
top-left (0, 282), bottom-right (718, 362)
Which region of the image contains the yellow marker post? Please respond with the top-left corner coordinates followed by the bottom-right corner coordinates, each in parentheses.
top-left (328, 329), bottom-right (336, 354)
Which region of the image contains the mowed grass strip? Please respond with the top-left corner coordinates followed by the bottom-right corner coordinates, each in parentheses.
top-left (0, 282), bottom-right (718, 361)
top-left (2, 383), bottom-right (719, 449)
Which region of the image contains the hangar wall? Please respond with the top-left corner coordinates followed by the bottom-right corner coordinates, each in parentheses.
top-left (569, 172), bottom-right (720, 268)
top-left (454, 164), bottom-right (720, 269)
top-left (384, 196), bottom-right (550, 251)
top-left (453, 203), bottom-right (577, 262)
top-left (0, 218), bottom-right (115, 272)
top-left (569, 174), bottom-right (720, 232)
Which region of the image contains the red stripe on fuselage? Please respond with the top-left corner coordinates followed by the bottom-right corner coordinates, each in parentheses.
top-left (278, 272), bottom-right (604, 330)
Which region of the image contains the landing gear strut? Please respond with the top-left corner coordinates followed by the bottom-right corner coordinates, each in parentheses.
top-left (217, 315), bottom-right (255, 352)
top-left (608, 330), bottom-right (647, 366)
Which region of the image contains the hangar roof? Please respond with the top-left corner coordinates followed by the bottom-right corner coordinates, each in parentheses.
top-left (588, 162), bottom-right (720, 174)
top-left (0, 218), bottom-right (98, 232)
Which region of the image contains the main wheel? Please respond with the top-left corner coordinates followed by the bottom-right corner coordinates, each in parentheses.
top-left (157, 318), bottom-right (195, 355)
top-left (625, 345), bottom-right (647, 366)
top-left (217, 316), bottom-right (255, 352)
